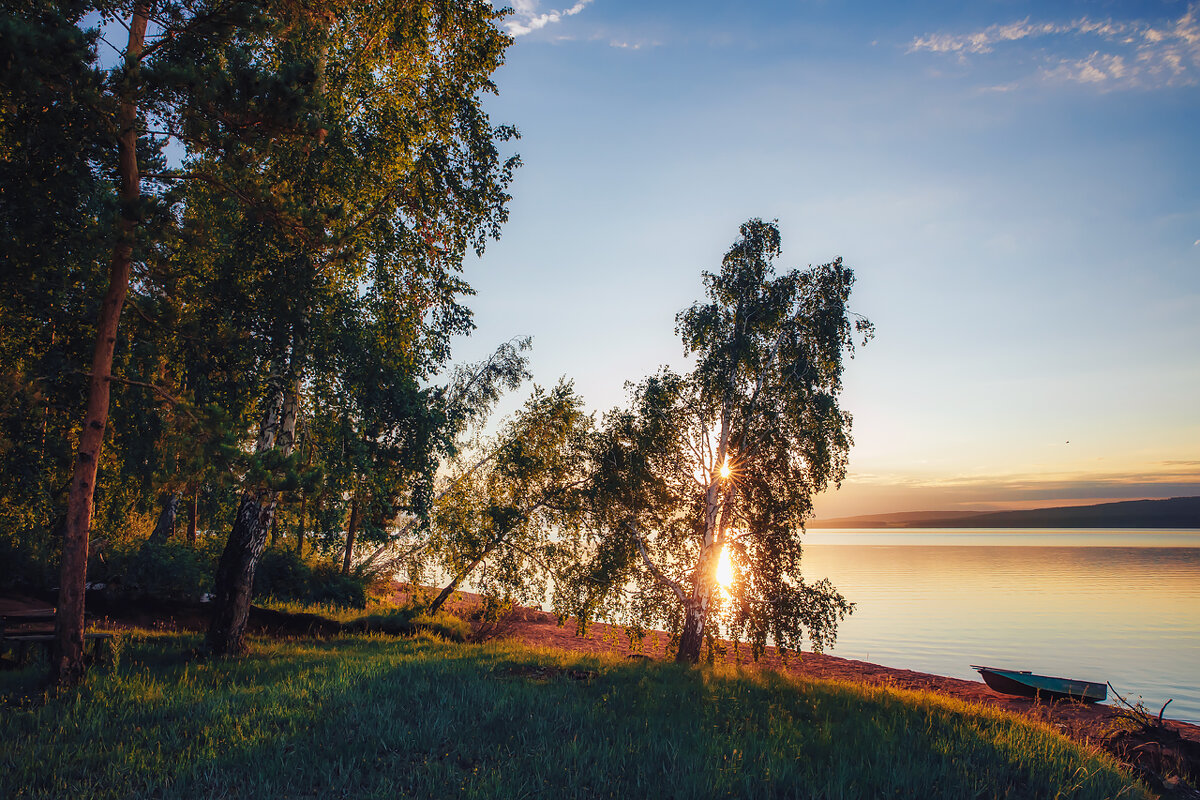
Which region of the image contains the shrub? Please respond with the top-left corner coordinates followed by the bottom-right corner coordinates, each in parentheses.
top-left (252, 549), bottom-right (368, 608)
top-left (100, 541), bottom-right (214, 602)
top-left (0, 531), bottom-right (56, 592)
top-left (343, 607), bottom-right (471, 641)
top-left (83, 537), bottom-right (369, 609)
top-left (250, 548), bottom-right (310, 600)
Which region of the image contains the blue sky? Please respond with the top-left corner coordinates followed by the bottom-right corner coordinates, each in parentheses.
top-left (458, 0), bottom-right (1200, 517)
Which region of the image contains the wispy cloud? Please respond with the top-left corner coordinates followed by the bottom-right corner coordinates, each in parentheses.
top-left (909, 4), bottom-right (1200, 89)
top-left (504, 0), bottom-right (593, 38)
top-left (607, 39), bottom-right (655, 50)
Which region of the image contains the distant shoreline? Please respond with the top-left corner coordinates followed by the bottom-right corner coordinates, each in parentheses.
top-left (809, 496), bottom-right (1200, 529)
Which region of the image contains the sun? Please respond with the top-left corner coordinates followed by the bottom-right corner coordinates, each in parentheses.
top-left (719, 458), bottom-right (731, 479)
top-left (715, 544), bottom-right (734, 590)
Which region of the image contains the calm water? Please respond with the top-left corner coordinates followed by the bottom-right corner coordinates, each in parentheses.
top-left (800, 529), bottom-right (1200, 723)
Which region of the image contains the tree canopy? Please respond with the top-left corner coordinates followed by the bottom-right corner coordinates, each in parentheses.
top-left (1, 2), bottom-right (875, 683)
top-left (0, 0), bottom-right (520, 673)
top-left (573, 219), bottom-right (872, 663)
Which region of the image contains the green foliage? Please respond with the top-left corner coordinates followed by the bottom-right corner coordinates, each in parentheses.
top-left (0, 529), bottom-right (56, 592)
top-left (84, 540), bottom-right (367, 608)
top-left (251, 549), bottom-right (368, 608)
top-left (415, 379), bottom-right (593, 613)
top-left (182, 0), bottom-right (521, 646)
top-left (0, 0), bottom-right (111, 577)
top-left (343, 608), bottom-right (470, 642)
top-left (99, 541), bottom-right (216, 603)
top-left (573, 219), bottom-right (873, 661)
top-left (0, 0), bottom-right (521, 615)
top-left (0, 635), bottom-right (1148, 799)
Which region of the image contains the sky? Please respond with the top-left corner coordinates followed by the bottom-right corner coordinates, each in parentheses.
top-left (455, 0), bottom-right (1200, 518)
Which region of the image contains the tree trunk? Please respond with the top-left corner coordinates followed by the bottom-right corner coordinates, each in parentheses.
top-left (186, 492), bottom-right (198, 545)
top-left (428, 559), bottom-right (480, 615)
top-left (676, 540), bottom-right (721, 665)
top-left (148, 492), bottom-right (179, 543)
top-left (675, 417), bottom-right (735, 666)
top-left (53, 3), bottom-right (150, 686)
top-left (295, 490), bottom-right (307, 555)
top-left (206, 487), bottom-right (279, 655)
top-left (207, 368), bottom-right (301, 655)
top-left (294, 420), bottom-right (312, 555)
top-left (676, 599), bottom-right (708, 664)
top-left (428, 535), bottom-right (506, 615)
top-left (341, 496), bottom-right (359, 575)
top-left (269, 511), bottom-right (279, 548)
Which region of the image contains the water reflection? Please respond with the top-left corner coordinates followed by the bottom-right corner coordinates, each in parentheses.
top-left (801, 530), bottom-right (1200, 723)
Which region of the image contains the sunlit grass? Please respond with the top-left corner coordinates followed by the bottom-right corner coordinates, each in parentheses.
top-left (0, 633), bottom-right (1148, 799)
top-left (254, 597), bottom-right (470, 641)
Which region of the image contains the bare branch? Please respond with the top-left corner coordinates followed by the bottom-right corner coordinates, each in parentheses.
top-left (628, 522), bottom-right (686, 604)
top-left (356, 503), bottom-right (431, 572)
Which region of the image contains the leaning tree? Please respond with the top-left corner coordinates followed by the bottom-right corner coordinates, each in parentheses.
top-left (420, 379), bottom-right (593, 616)
top-left (579, 218), bottom-right (873, 664)
top-left (201, 0), bottom-right (518, 655)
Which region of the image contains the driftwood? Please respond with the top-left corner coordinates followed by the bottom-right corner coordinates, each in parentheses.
top-left (1104, 684), bottom-right (1200, 799)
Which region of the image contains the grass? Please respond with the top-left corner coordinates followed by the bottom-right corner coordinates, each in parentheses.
top-left (0, 632), bottom-right (1149, 800)
top-left (255, 597), bottom-right (472, 641)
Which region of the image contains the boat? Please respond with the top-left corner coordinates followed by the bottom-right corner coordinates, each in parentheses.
top-left (971, 665), bottom-right (1107, 703)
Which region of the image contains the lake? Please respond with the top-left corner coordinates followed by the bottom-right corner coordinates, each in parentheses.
top-left (799, 529), bottom-right (1200, 723)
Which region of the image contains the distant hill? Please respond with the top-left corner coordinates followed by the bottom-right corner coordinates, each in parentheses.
top-left (806, 510), bottom-right (987, 528)
top-left (809, 496), bottom-right (1200, 529)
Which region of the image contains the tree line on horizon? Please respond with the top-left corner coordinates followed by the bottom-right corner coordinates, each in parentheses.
top-left (1, 0), bottom-right (871, 683)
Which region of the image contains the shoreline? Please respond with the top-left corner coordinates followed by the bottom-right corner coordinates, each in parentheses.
top-left (6, 588), bottom-right (1197, 748)
top-left (469, 600), bottom-right (1200, 748)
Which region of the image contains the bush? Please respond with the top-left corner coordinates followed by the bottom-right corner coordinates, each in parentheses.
top-left (86, 537), bottom-right (368, 609)
top-left (252, 549), bottom-right (368, 608)
top-left (343, 607), bottom-right (471, 641)
top-left (0, 531), bottom-right (56, 592)
top-left (99, 541), bottom-right (214, 602)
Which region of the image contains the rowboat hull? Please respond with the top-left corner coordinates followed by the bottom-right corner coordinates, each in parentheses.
top-left (972, 665), bottom-right (1107, 703)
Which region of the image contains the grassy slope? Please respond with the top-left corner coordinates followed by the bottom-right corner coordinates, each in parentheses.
top-left (0, 633), bottom-right (1148, 800)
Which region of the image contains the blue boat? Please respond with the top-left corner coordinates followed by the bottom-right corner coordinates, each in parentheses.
top-left (972, 665), bottom-right (1107, 703)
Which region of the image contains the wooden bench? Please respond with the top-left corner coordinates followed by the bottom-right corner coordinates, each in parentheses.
top-left (0, 610), bottom-right (114, 667)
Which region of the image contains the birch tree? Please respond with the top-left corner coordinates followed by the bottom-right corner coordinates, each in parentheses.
top-left (202, 0), bottom-right (517, 654)
top-left (345, 337), bottom-right (533, 577)
top-left (581, 219), bottom-right (872, 664)
top-left (420, 380), bottom-right (591, 615)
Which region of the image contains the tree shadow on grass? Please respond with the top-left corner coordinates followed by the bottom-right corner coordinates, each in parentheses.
top-left (1, 637), bottom-right (1149, 800)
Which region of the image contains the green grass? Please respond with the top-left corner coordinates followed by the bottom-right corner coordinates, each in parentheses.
top-left (255, 597), bottom-right (471, 641)
top-left (0, 633), bottom-right (1148, 800)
